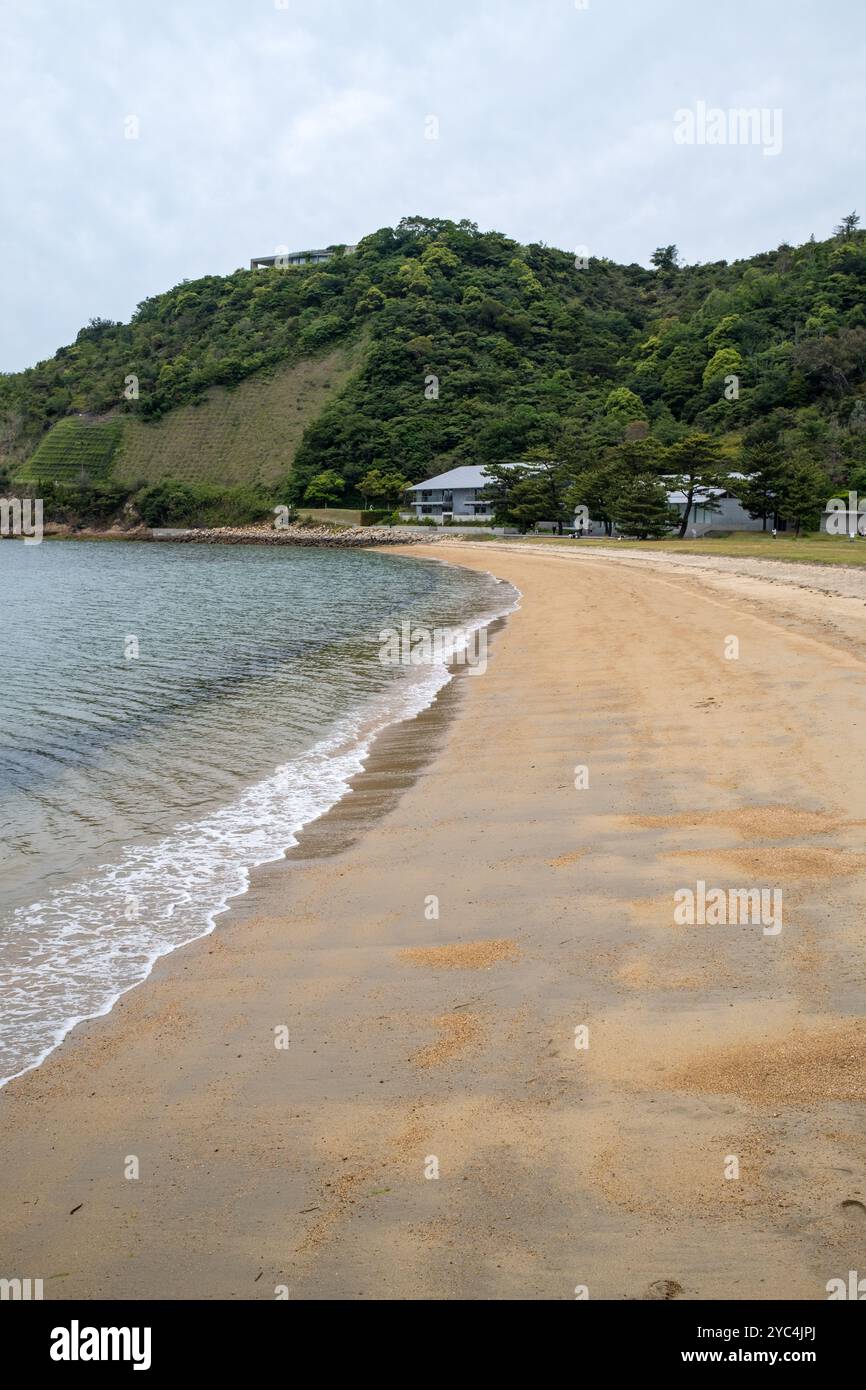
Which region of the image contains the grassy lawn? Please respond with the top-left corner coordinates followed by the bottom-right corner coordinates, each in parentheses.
top-left (459, 531), bottom-right (866, 567)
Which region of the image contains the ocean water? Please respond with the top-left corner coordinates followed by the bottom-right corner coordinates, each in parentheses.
top-left (0, 539), bottom-right (517, 1085)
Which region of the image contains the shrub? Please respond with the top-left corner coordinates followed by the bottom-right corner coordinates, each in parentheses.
top-left (135, 480), bottom-right (273, 528)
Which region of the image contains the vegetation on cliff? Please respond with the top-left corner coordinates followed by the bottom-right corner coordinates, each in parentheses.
top-left (2, 213), bottom-right (865, 529)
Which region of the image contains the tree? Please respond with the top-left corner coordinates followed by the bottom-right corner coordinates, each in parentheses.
top-left (776, 459), bottom-right (831, 535)
top-left (792, 326), bottom-right (866, 396)
top-left (660, 344), bottom-right (704, 413)
top-left (303, 470), bottom-right (345, 506)
top-left (565, 437), bottom-right (662, 535)
top-left (358, 467), bottom-right (382, 507)
top-left (608, 436), bottom-right (664, 477)
top-left (650, 245), bottom-right (680, 271)
top-left (503, 474), bottom-right (558, 532)
top-left (706, 314), bottom-right (743, 351)
top-left (396, 261), bottom-right (432, 296)
top-left (603, 387), bottom-right (647, 426)
top-left (736, 444), bottom-right (786, 531)
top-left (420, 242), bottom-right (459, 273)
top-left (519, 448), bottom-right (574, 533)
top-left (481, 455), bottom-right (573, 533)
top-left (835, 211), bottom-right (860, 241)
top-left (612, 476), bottom-right (679, 539)
top-left (354, 285), bottom-right (386, 316)
top-left (358, 466), bottom-right (408, 508)
top-left (480, 461), bottom-right (525, 527)
top-left (76, 316), bottom-right (121, 342)
top-left (566, 462), bottom-right (629, 536)
top-left (702, 346), bottom-right (743, 387)
top-left (665, 433), bottom-right (730, 538)
top-left (135, 480), bottom-right (198, 527)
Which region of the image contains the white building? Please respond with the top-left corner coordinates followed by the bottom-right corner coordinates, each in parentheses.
top-left (405, 466), bottom-right (496, 522)
top-left (405, 465), bottom-right (767, 534)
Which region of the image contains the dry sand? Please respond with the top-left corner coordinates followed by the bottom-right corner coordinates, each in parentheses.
top-left (2, 542), bottom-right (866, 1300)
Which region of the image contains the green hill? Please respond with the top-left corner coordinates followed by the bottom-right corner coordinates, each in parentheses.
top-left (2, 215), bottom-right (865, 521)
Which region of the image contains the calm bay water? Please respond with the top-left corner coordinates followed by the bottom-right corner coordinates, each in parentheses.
top-left (0, 540), bottom-right (516, 1084)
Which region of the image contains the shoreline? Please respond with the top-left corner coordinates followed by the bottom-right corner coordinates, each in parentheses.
top-left (3, 543), bottom-right (866, 1298)
top-left (7, 524), bottom-right (454, 546)
top-left (0, 552), bottom-right (517, 1092)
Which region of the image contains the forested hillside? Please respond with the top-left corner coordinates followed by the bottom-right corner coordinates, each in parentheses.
top-left (2, 214), bottom-right (865, 529)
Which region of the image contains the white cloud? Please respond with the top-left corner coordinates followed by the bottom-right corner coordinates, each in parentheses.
top-left (1, 0), bottom-right (864, 369)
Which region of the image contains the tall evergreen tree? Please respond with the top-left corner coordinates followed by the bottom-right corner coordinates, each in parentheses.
top-left (665, 434), bottom-right (730, 538)
top-left (612, 476), bottom-right (679, 539)
top-left (776, 459), bottom-right (831, 535)
top-left (736, 446), bottom-right (786, 530)
top-left (835, 211), bottom-right (860, 240)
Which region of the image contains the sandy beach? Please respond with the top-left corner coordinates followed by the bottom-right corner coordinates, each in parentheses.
top-left (2, 541), bottom-right (866, 1301)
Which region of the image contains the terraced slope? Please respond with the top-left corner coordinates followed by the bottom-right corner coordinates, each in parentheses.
top-left (114, 337), bottom-right (368, 488)
top-left (16, 418), bottom-right (123, 484)
top-left (10, 338), bottom-right (368, 490)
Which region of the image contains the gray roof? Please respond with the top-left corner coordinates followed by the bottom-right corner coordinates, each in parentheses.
top-left (667, 487), bottom-right (728, 505)
top-left (406, 465), bottom-right (495, 492)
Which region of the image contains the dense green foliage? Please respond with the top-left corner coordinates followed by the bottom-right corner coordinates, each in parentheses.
top-left (357, 466), bottom-right (408, 508)
top-left (32, 479), bottom-right (141, 528)
top-left (2, 215), bottom-right (865, 532)
top-left (0, 248), bottom-right (360, 453)
top-left (611, 476), bottom-right (680, 539)
top-left (14, 478), bottom-right (275, 530)
top-left (133, 480), bottom-right (275, 529)
top-left (288, 217), bottom-right (866, 509)
top-left (302, 469), bottom-right (347, 507)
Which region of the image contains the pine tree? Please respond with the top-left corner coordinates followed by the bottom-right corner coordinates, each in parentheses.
top-left (777, 459), bottom-right (831, 535)
top-left (612, 476), bottom-right (678, 539)
top-left (835, 211), bottom-right (860, 241)
top-left (665, 434), bottom-right (730, 537)
top-left (737, 443), bottom-right (787, 530)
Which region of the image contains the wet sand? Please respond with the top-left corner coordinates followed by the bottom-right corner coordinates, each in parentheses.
top-left (2, 542), bottom-right (866, 1300)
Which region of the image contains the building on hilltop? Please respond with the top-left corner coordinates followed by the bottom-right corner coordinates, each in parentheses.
top-left (249, 245), bottom-right (357, 270)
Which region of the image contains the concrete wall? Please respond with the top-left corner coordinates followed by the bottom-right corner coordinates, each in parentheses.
top-left (683, 496), bottom-right (764, 534)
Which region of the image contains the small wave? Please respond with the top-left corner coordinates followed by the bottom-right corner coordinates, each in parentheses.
top-left (0, 583), bottom-right (519, 1088)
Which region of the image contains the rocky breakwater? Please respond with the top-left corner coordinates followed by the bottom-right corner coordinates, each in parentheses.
top-left (151, 524), bottom-right (442, 547)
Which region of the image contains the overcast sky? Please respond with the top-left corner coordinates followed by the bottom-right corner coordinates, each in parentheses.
top-left (2, 0), bottom-right (863, 372)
